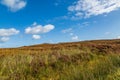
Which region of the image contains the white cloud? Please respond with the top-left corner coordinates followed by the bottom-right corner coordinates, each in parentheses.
top-left (43, 24), bottom-right (55, 33)
top-left (105, 32), bottom-right (111, 35)
top-left (1, 0), bottom-right (27, 12)
top-left (25, 23), bottom-right (55, 34)
top-left (25, 22), bottom-right (55, 40)
top-left (0, 28), bottom-right (19, 43)
top-left (70, 33), bottom-right (73, 36)
top-left (82, 22), bottom-right (90, 26)
top-left (71, 35), bottom-right (79, 41)
top-left (68, 0), bottom-right (120, 18)
top-left (61, 28), bottom-right (80, 41)
top-left (0, 28), bottom-right (19, 36)
top-left (62, 28), bottom-right (72, 33)
top-left (33, 22), bottom-right (37, 26)
top-left (0, 37), bottom-right (9, 42)
top-left (32, 35), bottom-right (41, 40)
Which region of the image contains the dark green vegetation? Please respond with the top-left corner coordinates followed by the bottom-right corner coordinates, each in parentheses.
top-left (0, 39), bottom-right (120, 80)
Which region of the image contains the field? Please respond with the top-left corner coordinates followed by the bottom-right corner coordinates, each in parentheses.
top-left (0, 39), bottom-right (120, 80)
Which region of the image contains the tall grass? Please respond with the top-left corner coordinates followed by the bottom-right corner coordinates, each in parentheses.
top-left (0, 50), bottom-right (120, 80)
top-left (0, 39), bottom-right (120, 80)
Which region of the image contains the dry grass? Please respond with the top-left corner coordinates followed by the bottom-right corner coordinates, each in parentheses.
top-left (0, 39), bottom-right (120, 80)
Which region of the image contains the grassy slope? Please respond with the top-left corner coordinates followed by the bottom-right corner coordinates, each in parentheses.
top-left (0, 39), bottom-right (120, 80)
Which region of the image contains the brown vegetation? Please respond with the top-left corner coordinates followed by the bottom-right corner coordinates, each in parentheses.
top-left (0, 39), bottom-right (120, 80)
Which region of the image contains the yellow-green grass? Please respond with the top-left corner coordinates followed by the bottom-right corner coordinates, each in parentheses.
top-left (0, 39), bottom-right (120, 80)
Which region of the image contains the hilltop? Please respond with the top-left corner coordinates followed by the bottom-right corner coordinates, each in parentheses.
top-left (1, 39), bottom-right (120, 54)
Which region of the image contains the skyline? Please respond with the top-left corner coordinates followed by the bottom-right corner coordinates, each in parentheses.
top-left (0, 0), bottom-right (120, 48)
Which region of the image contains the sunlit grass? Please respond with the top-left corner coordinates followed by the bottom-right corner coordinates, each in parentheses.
top-left (0, 39), bottom-right (120, 80)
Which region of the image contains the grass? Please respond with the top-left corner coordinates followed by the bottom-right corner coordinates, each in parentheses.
top-left (0, 39), bottom-right (120, 80)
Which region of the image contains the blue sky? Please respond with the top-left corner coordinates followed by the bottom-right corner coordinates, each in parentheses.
top-left (0, 0), bottom-right (120, 48)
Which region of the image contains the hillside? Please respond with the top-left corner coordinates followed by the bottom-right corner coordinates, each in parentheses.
top-left (1, 39), bottom-right (120, 54)
top-left (0, 39), bottom-right (120, 80)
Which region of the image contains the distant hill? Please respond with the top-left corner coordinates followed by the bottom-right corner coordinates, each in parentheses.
top-left (0, 39), bottom-right (120, 55)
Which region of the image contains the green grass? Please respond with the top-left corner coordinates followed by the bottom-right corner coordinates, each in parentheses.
top-left (0, 39), bottom-right (120, 80)
top-left (0, 51), bottom-right (120, 80)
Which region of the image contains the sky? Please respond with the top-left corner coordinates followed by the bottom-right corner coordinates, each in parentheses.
top-left (0, 0), bottom-right (120, 48)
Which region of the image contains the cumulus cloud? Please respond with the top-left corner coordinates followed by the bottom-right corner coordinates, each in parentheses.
top-left (0, 28), bottom-right (19, 36)
top-left (0, 37), bottom-right (9, 42)
top-left (71, 35), bottom-right (79, 41)
top-left (25, 22), bottom-right (55, 39)
top-left (25, 23), bottom-right (55, 34)
top-left (68, 0), bottom-right (120, 18)
top-left (32, 35), bottom-right (41, 40)
top-left (1, 0), bottom-right (27, 12)
top-left (0, 28), bottom-right (19, 42)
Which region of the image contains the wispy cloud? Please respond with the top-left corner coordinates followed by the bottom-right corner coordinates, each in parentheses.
top-left (1, 0), bottom-right (27, 12)
top-left (0, 28), bottom-right (19, 42)
top-left (105, 32), bottom-right (111, 35)
top-left (61, 28), bottom-right (80, 41)
top-left (68, 0), bottom-right (120, 18)
top-left (71, 35), bottom-right (79, 41)
top-left (62, 28), bottom-right (72, 33)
